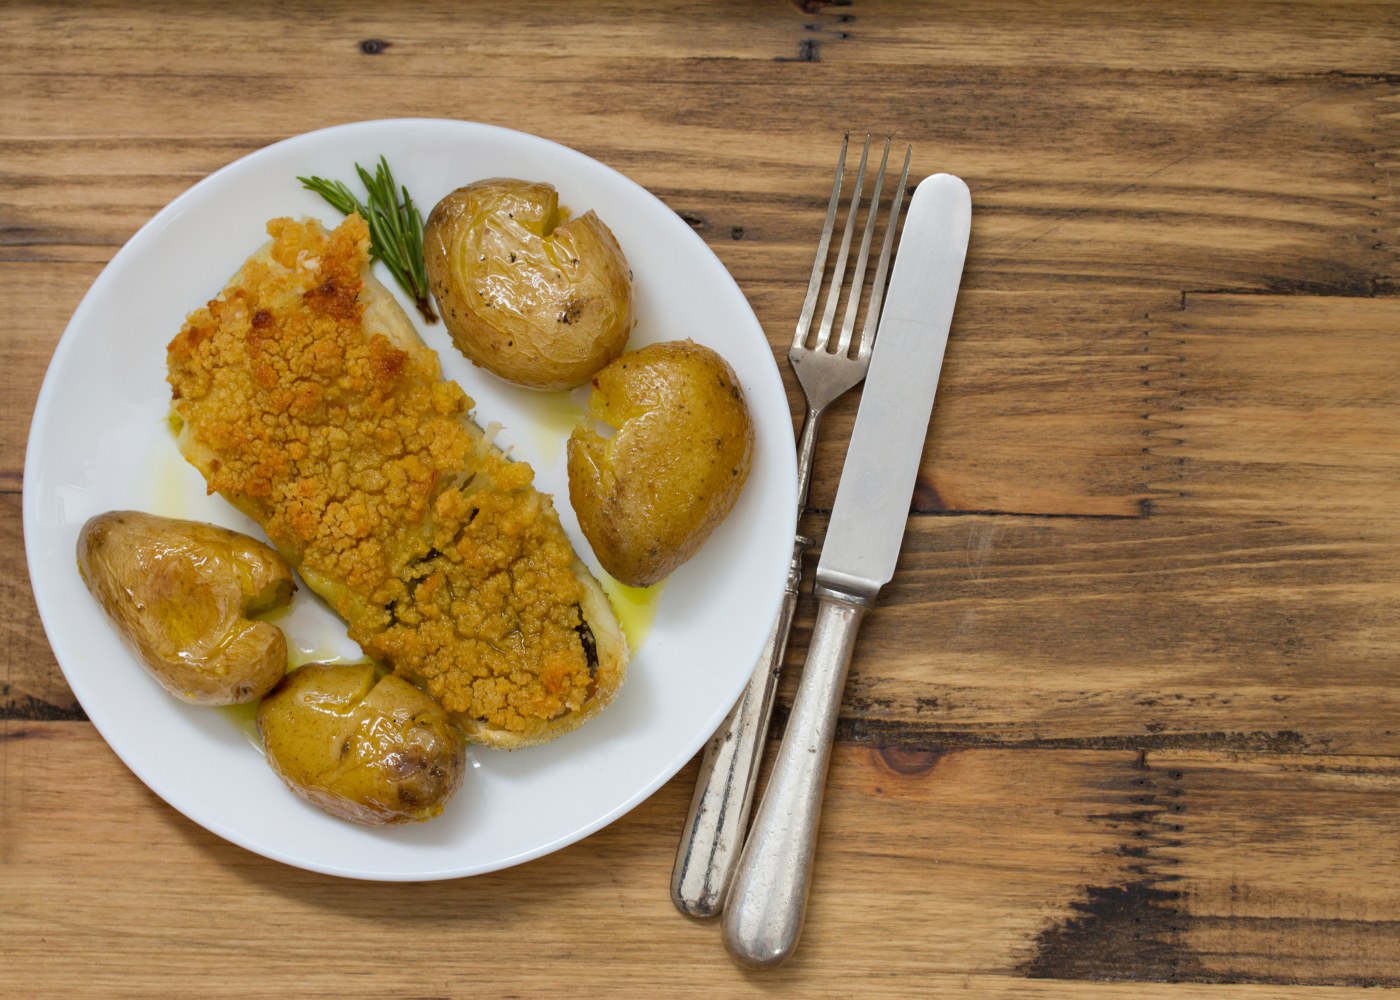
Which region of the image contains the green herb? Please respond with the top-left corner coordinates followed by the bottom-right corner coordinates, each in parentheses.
top-left (298, 156), bottom-right (438, 323)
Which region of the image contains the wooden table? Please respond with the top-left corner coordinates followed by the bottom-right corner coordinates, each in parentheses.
top-left (4, 2), bottom-right (1398, 995)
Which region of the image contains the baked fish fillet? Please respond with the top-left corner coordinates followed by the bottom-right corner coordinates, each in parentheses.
top-left (167, 214), bottom-right (627, 749)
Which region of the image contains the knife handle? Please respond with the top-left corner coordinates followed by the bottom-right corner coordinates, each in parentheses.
top-left (721, 590), bottom-right (867, 967)
top-left (671, 535), bottom-right (810, 917)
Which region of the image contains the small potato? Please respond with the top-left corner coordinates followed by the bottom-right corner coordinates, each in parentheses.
top-left (77, 510), bottom-right (294, 705)
top-left (425, 178), bottom-right (634, 390)
top-left (567, 340), bottom-right (754, 587)
top-left (257, 663), bottom-right (465, 826)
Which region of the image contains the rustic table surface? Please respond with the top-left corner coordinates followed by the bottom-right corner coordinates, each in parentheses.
top-left (4, 1), bottom-right (1399, 996)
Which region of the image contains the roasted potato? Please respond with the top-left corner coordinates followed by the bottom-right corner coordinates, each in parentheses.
top-left (567, 340), bottom-right (754, 587)
top-left (257, 662), bottom-right (465, 826)
top-left (76, 510), bottom-right (294, 705)
top-left (424, 178), bottom-right (634, 390)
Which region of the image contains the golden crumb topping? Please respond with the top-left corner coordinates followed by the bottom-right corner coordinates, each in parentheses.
top-left (167, 215), bottom-right (593, 734)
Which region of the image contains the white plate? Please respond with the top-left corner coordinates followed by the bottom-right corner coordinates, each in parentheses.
top-left (23, 119), bottom-right (796, 880)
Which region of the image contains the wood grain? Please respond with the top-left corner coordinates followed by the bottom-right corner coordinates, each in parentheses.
top-left (4, 0), bottom-right (1400, 994)
top-left (8, 724), bottom-right (1400, 994)
top-left (1153, 295), bottom-right (1400, 525)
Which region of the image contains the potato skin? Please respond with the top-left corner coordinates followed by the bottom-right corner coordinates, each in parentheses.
top-left (76, 510), bottom-right (294, 705)
top-left (257, 663), bottom-right (465, 826)
top-left (567, 340), bottom-right (754, 587)
top-left (425, 178), bottom-right (634, 390)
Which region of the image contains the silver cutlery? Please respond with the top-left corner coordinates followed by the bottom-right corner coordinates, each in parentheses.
top-left (671, 134), bottom-right (912, 919)
top-left (722, 172), bottom-right (972, 966)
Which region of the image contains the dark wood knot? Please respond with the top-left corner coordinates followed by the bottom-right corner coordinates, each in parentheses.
top-left (876, 747), bottom-right (945, 776)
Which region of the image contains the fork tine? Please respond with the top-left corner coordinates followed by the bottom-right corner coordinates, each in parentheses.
top-left (791, 133), bottom-right (849, 351)
top-left (834, 135), bottom-right (892, 357)
top-left (811, 133), bottom-right (872, 352)
top-left (856, 142), bottom-right (913, 361)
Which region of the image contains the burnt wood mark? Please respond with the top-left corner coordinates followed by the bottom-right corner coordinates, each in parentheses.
top-left (1023, 751), bottom-right (1204, 981)
top-left (838, 718), bottom-right (1316, 754)
top-left (1, 693), bottom-right (86, 722)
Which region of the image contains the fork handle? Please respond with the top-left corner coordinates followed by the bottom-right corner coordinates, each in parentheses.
top-left (721, 590), bottom-right (867, 967)
top-left (671, 534), bottom-right (809, 917)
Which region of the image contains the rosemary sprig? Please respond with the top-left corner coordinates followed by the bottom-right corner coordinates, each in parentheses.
top-left (298, 156), bottom-right (438, 323)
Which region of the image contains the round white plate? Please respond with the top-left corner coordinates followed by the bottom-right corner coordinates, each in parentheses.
top-left (23, 119), bottom-right (796, 880)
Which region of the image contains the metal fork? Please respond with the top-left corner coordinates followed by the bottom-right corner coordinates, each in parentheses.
top-left (672, 133), bottom-right (912, 918)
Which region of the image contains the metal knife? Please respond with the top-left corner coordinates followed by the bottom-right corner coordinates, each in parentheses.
top-left (721, 172), bottom-right (972, 968)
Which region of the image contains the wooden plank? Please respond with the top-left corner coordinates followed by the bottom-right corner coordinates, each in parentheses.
top-left (0, 262), bottom-right (98, 490)
top-left (775, 509), bottom-right (1400, 754)
top-left (1160, 751), bottom-right (1400, 986)
top-left (7, 724), bottom-right (1400, 993)
top-left (794, 287), bottom-right (1172, 517)
top-left (3, 71), bottom-right (1390, 296)
top-left (1016, 749), bottom-right (1400, 986)
top-left (1150, 294), bottom-right (1400, 526)
top-left (1, 0), bottom-right (805, 75)
top-left (3, 2), bottom-right (1393, 299)
top-left (5, 0), bottom-right (1396, 77)
top-left (0, 494), bottom-right (73, 720)
top-left (814, 0), bottom-right (1400, 75)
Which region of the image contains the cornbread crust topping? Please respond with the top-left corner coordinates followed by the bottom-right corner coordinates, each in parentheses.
top-left (167, 215), bottom-right (596, 735)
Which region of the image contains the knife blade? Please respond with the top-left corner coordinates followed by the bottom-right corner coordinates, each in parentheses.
top-left (813, 173), bottom-right (970, 599)
top-left (721, 172), bottom-right (971, 967)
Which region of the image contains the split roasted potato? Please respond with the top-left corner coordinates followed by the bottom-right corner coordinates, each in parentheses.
top-left (76, 510), bottom-right (295, 705)
top-left (257, 662), bottom-right (466, 826)
top-left (424, 178), bottom-right (634, 390)
top-left (567, 340), bottom-right (754, 587)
